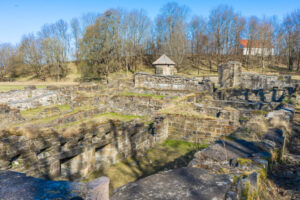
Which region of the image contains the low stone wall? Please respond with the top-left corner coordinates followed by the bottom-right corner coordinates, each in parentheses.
top-left (241, 73), bottom-right (293, 90)
top-left (108, 95), bottom-right (168, 116)
top-left (218, 61), bottom-right (296, 90)
top-left (0, 89), bottom-right (60, 110)
top-left (193, 103), bottom-right (240, 123)
top-left (0, 117), bottom-right (168, 180)
top-left (134, 73), bottom-right (213, 92)
top-left (130, 87), bottom-right (193, 97)
top-left (166, 114), bottom-right (238, 143)
top-left (213, 87), bottom-right (293, 103)
top-left (211, 100), bottom-right (279, 111)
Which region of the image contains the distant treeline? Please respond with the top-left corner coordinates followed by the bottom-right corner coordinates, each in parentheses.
top-left (0, 2), bottom-right (299, 80)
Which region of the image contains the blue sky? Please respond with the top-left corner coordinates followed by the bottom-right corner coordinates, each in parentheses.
top-left (0, 0), bottom-right (299, 44)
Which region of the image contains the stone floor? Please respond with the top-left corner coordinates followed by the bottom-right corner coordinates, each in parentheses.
top-left (111, 167), bottom-right (233, 200)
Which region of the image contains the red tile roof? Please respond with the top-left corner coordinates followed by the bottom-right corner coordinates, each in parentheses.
top-left (240, 39), bottom-right (272, 48)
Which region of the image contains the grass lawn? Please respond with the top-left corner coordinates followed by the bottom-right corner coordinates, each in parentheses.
top-left (0, 85), bottom-right (25, 92)
top-left (82, 140), bottom-right (208, 194)
top-left (0, 85), bottom-right (47, 92)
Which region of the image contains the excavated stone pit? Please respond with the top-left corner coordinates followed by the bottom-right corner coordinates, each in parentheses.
top-left (1, 62), bottom-right (300, 199)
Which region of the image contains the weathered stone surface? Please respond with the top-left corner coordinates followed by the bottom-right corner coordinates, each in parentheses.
top-left (0, 170), bottom-right (86, 200)
top-left (241, 73), bottom-right (293, 90)
top-left (0, 118), bottom-right (168, 180)
top-left (86, 176), bottom-right (110, 200)
top-left (111, 167), bottom-right (233, 200)
top-left (0, 170), bottom-right (110, 200)
top-left (213, 87), bottom-right (289, 103)
top-left (218, 61), bottom-right (242, 88)
top-left (134, 72), bottom-right (213, 92)
top-left (108, 95), bottom-right (168, 116)
top-left (167, 114), bottom-right (238, 143)
top-left (218, 61), bottom-right (297, 90)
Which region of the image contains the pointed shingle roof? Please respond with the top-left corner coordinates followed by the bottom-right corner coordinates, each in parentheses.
top-left (153, 54), bottom-right (175, 65)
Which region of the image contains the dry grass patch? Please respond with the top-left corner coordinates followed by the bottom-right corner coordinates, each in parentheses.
top-left (246, 115), bottom-right (268, 138)
top-left (269, 117), bottom-right (291, 134)
top-left (159, 102), bottom-right (216, 119)
top-left (1, 126), bottom-right (53, 139)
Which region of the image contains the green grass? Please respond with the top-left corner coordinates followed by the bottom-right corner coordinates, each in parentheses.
top-left (56, 104), bottom-right (72, 112)
top-left (36, 85), bottom-right (47, 89)
top-left (250, 110), bottom-right (268, 115)
top-left (0, 85), bottom-right (47, 92)
top-left (282, 98), bottom-right (294, 104)
top-left (0, 85), bottom-right (25, 92)
top-left (16, 105), bottom-right (96, 127)
top-left (20, 106), bottom-right (51, 119)
top-left (119, 92), bottom-right (166, 99)
top-left (20, 104), bottom-right (72, 119)
top-left (83, 140), bottom-right (207, 193)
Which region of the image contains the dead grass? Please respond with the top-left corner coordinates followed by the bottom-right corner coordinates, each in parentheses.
top-left (62, 126), bottom-right (81, 138)
top-left (269, 117), bottom-right (291, 134)
top-left (246, 115), bottom-right (268, 138)
top-left (158, 102), bottom-right (215, 120)
top-left (2, 126), bottom-right (53, 139)
top-left (259, 178), bottom-right (291, 200)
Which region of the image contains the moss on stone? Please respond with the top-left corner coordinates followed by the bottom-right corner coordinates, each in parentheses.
top-left (237, 158), bottom-right (253, 166)
top-left (250, 110), bottom-right (268, 115)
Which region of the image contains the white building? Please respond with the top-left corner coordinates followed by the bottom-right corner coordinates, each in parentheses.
top-left (240, 40), bottom-right (274, 56)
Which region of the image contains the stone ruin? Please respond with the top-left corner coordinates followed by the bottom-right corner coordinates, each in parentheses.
top-left (219, 61), bottom-right (296, 90)
top-left (218, 61), bottom-right (242, 88)
top-left (153, 54), bottom-right (177, 76)
top-left (0, 60), bottom-right (300, 199)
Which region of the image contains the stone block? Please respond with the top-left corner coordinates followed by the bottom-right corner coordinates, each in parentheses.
top-left (86, 177), bottom-right (110, 200)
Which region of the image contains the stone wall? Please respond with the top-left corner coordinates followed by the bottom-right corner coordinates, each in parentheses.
top-left (218, 61), bottom-right (296, 89)
top-left (166, 114), bottom-right (238, 143)
top-left (134, 73), bottom-right (213, 92)
top-left (0, 117), bottom-right (168, 180)
top-left (0, 84), bottom-right (108, 111)
top-left (241, 73), bottom-right (293, 90)
top-left (0, 89), bottom-right (60, 110)
top-left (155, 65), bottom-right (177, 76)
top-left (193, 103), bottom-right (240, 123)
top-left (218, 61), bottom-right (242, 88)
top-left (130, 87), bottom-right (193, 97)
top-left (213, 87), bottom-right (292, 103)
top-left (108, 95), bottom-right (168, 116)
